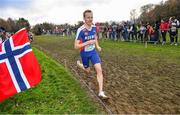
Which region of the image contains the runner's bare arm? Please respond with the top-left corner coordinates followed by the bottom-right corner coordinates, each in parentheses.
top-left (95, 35), bottom-right (102, 52)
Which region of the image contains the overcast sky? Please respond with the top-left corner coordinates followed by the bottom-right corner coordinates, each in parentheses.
top-left (0, 0), bottom-right (167, 25)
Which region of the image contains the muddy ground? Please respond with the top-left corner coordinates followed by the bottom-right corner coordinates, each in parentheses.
top-left (33, 36), bottom-right (180, 114)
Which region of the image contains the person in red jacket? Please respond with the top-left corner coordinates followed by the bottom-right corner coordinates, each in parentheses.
top-left (160, 19), bottom-right (169, 45)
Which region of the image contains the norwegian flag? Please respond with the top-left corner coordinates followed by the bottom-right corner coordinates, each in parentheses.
top-left (0, 28), bottom-right (41, 102)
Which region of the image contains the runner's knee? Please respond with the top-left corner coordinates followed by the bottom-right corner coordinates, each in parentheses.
top-left (94, 63), bottom-right (102, 74)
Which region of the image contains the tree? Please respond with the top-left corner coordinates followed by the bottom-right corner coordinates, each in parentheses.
top-left (6, 18), bottom-right (16, 33)
top-left (130, 9), bottom-right (137, 24)
top-left (76, 21), bottom-right (83, 28)
top-left (139, 0), bottom-right (180, 23)
top-left (16, 18), bottom-right (30, 31)
top-left (32, 24), bottom-right (43, 35)
top-left (0, 18), bottom-right (8, 30)
top-left (41, 22), bottom-right (54, 31)
top-left (139, 4), bottom-right (155, 23)
top-left (140, 4), bottom-right (154, 14)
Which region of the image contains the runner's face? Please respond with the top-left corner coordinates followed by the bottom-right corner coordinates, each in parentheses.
top-left (84, 12), bottom-right (93, 26)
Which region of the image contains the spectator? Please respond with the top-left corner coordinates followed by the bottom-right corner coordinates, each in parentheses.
top-left (0, 27), bottom-right (7, 44)
top-left (131, 24), bottom-right (137, 41)
top-left (108, 25), bottom-right (113, 39)
top-left (175, 18), bottom-right (180, 28)
top-left (102, 26), bottom-right (108, 39)
top-left (116, 25), bottom-right (122, 40)
top-left (122, 23), bottom-right (128, 41)
top-left (137, 25), bottom-right (141, 41)
top-left (112, 25), bottom-right (117, 40)
top-left (147, 24), bottom-right (155, 42)
top-left (154, 21), bottom-right (160, 44)
top-left (129, 25), bottom-right (133, 41)
top-left (175, 18), bottom-right (179, 45)
top-left (96, 23), bottom-right (101, 39)
top-left (160, 19), bottom-right (169, 45)
top-left (169, 17), bottom-right (178, 45)
top-left (139, 24), bottom-right (146, 42)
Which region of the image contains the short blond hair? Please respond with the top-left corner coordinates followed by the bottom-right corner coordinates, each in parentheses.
top-left (83, 9), bottom-right (92, 18)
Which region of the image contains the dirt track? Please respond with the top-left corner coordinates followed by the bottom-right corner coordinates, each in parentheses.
top-left (33, 36), bottom-right (180, 114)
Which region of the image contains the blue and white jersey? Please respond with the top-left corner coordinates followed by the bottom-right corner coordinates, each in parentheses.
top-left (75, 24), bottom-right (97, 54)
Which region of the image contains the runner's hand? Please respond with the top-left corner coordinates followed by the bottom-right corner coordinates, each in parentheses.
top-left (97, 46), bottom-right (102, 52)
top-left (86, 40), bottom-right (96, 45)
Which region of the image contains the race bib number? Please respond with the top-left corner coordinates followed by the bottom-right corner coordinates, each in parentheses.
top-left (85, 44), bottom-right (95, 52)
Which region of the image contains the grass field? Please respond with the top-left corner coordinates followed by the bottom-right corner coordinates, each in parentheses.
top-left (0, 47), bottom-right (103, 114)
top-left (32, 35), bottom-right (180, 114)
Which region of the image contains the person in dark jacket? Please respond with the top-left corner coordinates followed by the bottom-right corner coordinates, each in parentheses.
top-left (0, 27), bottom-right (7, 44)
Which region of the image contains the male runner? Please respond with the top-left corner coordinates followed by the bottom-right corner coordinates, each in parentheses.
top-left (74, 10), bottom-right (108, 99)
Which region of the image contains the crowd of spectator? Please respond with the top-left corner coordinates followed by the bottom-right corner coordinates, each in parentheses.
top-left (96, 17), bottom-right (179, 45)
